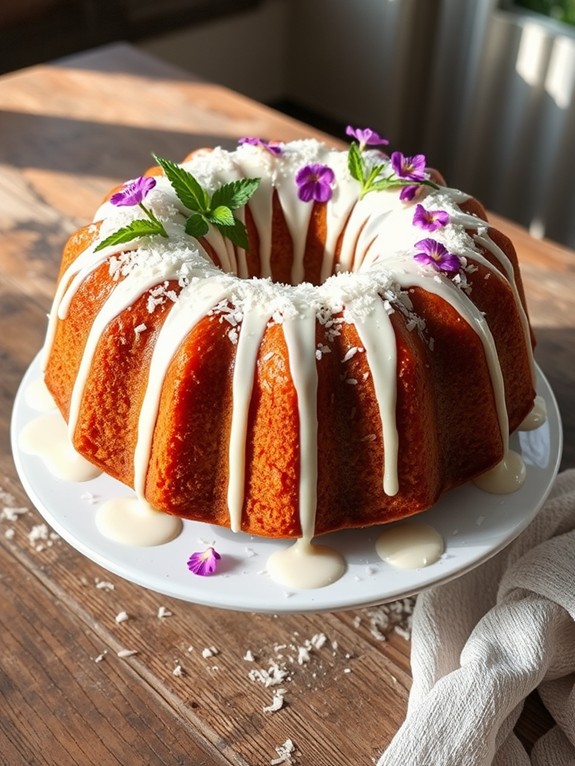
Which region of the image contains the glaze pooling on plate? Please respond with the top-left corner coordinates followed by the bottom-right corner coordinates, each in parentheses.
top-left (12, 356), bottom-right (561, 612)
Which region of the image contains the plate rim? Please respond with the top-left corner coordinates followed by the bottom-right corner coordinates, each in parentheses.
top-left (11, 354), bottom-right (563, 613)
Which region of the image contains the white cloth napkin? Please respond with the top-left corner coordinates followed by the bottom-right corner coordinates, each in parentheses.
top-left (377, 468), bottom-right (575, 766)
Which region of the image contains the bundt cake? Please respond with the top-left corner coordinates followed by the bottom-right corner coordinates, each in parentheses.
top-left (42, 131), bottom-right (537, 540)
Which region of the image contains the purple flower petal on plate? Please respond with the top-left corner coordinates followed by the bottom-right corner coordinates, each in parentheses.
top-left (187, 546), bottom-right (221, 576)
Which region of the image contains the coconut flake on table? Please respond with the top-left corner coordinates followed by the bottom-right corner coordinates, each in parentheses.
top-left (263, 688), bottom-right (286, 714)
top-left (270, 738), bottom-right (297, 765)
top-left (28, 523), bottom-right (58, 551)
top-left (248, 661), bottom-right (290, 687)
top-left (364, 598), bottom-right (415, 641)
top-left (0, 506), bottom-right (28, 522)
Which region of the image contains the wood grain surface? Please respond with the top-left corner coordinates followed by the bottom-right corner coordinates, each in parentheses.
top-left (0, 42), bottom-right (572, 765)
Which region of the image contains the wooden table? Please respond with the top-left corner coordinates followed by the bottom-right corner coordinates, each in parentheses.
top-left (1, 43), bottom-right (573, 765)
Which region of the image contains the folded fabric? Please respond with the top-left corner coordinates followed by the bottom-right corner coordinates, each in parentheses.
top-left (378, 468), bottom-right (575, 766)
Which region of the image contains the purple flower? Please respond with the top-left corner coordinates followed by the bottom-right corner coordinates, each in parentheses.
top-left (413, 238), bottom-right (461, 273)
top-left (400, 185), bottom-right (419, 202)
top-left (345, 125), bottom-right (389, 150)
top-left (110, 176), bottom-right (157, 207)
top-left (187, 546), bottom-right (221, 576)
top-left (391, 152), bottom-right (427, 182)
top-left (413, 203), bottom-right (449, 231)
top-left (238, 137), bottom-right (283, 155)
top-left (295, 163), bottom-right (335, 203)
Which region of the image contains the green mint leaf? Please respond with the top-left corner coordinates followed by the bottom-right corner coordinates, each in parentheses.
top-left (364, 163), bottom-right (385, 187)
top-left (153, 154), bottom-right (210, 213)
top-left (94, 219), bottom-right (167, 252)
top-left (208, 206), bottom-right (236, 227)
top-left (215, 216), bottom-right (249, 250)
top-left (348, 143), bottom-right (365, 184)
top-left (185, 213), bottom-right (210, 238)
top-left (211, 178), bottom-right (261, 210)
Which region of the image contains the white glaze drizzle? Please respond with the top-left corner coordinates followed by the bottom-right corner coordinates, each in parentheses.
top-left (19, 411), bottom-right (102, 482)
top-left (133, 277), bottom-right (232, 498)
top-left (42, 139), bottom-right (537, 542)
top-left (394, 268), bottom-right (511, 455)
top-left (349, 298), bottom-right (399, 495)
top-left (376, 521), bottom-right (444, 569)
top-left (283, 311), bottom-right (319, 539)
top-left (95, 497), bottom-right (182, 546)
top-left (266, 537), bottom-right (346, 589)
top-left (228, 309), bottom-right (270, 531)
top-left (25, 378), bottom-right (56, 413)
top-left (474, 450), bottom-right (527, 494)
top-left (520, 395), bottom-right (547, 431)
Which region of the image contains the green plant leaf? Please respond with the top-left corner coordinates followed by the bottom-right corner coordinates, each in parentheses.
top-left (208, 205), bottom-right (236, 227)
top-left (215, 216), bottom-right (249, 249)
top-left (347, 142), bottom-right (365, 184)
top-left (185, 213), bottom-right (210, 238)
top-left (153, 154), bottom-right (210, 212)
top-left (94, 219), bottom-right (168, 252)
top-left (364, 163), bottom-right (385, 186)
top-left (211, 178), bottom-right (261, 210)
top-left (152, 153), bottom-right (260, 250)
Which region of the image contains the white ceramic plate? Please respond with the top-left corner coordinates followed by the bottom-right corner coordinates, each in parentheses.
top-left (11, 355), bottom-right (562, 613)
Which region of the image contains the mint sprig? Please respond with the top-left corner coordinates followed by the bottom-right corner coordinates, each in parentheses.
top-left (95, 204), bottom-right (168, 252)
top-left (348, 142), bottom-right (438, 200)
top-left (153, 154), bottom-right (260, 250)
top-left (348, 142), bottom-right (388, 199)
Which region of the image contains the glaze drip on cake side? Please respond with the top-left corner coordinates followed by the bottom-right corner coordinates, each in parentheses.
top-left (42, 138), bottom-right (537, 540)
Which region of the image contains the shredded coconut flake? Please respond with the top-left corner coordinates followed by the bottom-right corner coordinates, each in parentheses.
top-left (249, 661), bottom-right (289, 687)
top-left (365, 599), bottom-right (415, 641)
top-left (263, 688), bottom-right (286, 713)
top-left (270, 739), bottom-right (296, 765)
top-left (0, 506), bottom-right (28, 522)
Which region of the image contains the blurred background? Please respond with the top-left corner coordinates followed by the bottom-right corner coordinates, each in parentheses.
top-left (1, 0), bottom-right (574, 249)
